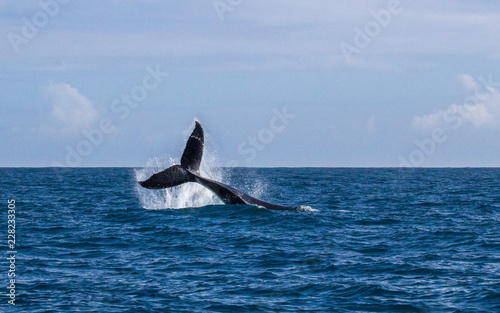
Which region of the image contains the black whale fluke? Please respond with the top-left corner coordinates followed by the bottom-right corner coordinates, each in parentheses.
top-left (180, 121), bottom-right (203, 173)
top-left (138, 165), bottom-right (193, 189)
top-left (139, 121), bottom-right (299, 211)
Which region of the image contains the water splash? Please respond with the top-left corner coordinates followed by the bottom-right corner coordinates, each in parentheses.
top-left (244, 176), bottom-right (268, 200)
top-left (134, 121), bottom-right (298, 210)
top-left (135, 155), bottom-right (226, 210)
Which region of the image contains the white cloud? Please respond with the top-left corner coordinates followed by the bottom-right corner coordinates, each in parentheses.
top-left (46, 83), bottom-right (99, 132)
top-left (412, 111), bottom-right (443, 130)
top-left (460, 74), bottom-right (478, 92)
top-left (412, 75), bottom-right (500, 131)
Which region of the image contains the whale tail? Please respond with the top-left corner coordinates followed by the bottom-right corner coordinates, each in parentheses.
top-left (180, 121), bottom-right (204, 174)
top-left (139, 121), bottom-right (203, 189)
top-left (139, 120), bottom-right (298, 210)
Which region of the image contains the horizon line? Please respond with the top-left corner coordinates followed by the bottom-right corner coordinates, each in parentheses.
top-left (2, 166), bottom-right (500, 169)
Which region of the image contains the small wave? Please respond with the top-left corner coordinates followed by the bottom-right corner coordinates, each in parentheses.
top-left (335, 209), bottom-right (352, 213)
top-left (258, 205), bottom-right (317, 212)
top-left (296, 205), bottom-right (318, 212)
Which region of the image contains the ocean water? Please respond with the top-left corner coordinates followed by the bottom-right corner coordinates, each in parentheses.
top-left (1, 167), bottom-right (500, 312)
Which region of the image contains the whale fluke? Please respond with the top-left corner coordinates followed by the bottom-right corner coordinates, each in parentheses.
top-left (139, 165), bottom-right (193, 189)
top-left (139, 121), bottom-right (299, 211)
top-left (140, 121), bottom-right (203, 189)
top-left (180, 121), bottom-right (204, 173)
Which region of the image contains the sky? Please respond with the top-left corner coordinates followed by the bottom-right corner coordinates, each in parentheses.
top-left (1, 0), bottom-right (500, 167)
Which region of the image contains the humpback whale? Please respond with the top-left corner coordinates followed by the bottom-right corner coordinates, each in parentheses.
top-left (139, 121), bottom-right (300, 211)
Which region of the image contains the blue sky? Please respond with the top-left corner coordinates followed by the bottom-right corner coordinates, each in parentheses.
top-left (1, 0), bottom-right (500, 167)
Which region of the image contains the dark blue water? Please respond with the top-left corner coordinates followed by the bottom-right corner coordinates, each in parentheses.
top-left (1, 168), bottom-right (499, 312)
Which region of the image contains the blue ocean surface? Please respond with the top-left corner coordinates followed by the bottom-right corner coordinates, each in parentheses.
top-left (1, 167), bottom-right (500, 312)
